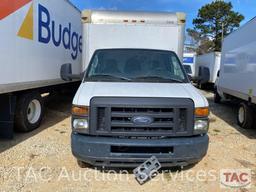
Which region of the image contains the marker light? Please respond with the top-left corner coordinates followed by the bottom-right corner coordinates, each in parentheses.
top-left (195, 107), bottom-right (209, 117)
top-left (72, 105), bottom-right (89, 116)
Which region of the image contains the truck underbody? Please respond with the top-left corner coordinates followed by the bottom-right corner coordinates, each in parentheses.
top-left (0, 82), bottom-right (80, 139)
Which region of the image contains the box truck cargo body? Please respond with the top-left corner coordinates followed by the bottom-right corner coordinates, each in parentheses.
top-left (61, 10), bottom-right (210, 168)
top-left (0, 0), bottom-right (82, 138)
top-left (81, 10), bottom-right (186, 70)
top-left (196, 52), bottom-right (221, 88)
top-left (215, 17), bottom-right (256, 129)
top-left (183, 52), bottom-right (197, 80)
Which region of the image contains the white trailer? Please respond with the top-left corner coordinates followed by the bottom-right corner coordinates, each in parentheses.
top-left (80, 10), bottom-right (186, 70)
top-left (183, 52), bottom-right (197, 80)
top-left (215, 17), bottom-right (256, 129)
top-left (0, 0), bottom-right (82, 138)
top-left (196, 52), bottom-right (221, 88)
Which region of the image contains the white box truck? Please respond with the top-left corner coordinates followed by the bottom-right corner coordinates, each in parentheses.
top-left (183, 52), bottom-right (197, 80)
top-left (196, 52), bottom-right (221, 88)
top-left (215, 17), bottom-right (256, 129)
top-left (61, 10), bottom-right (210, 168)
top-left (0, 0), bottom-right (82, 138)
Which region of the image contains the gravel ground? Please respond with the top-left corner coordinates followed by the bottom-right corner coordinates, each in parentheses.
top-left (0, 90), bottom-right (255, 192)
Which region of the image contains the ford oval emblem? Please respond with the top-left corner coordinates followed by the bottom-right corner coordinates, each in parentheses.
top-left (132, 116), bottom-right (153, 125)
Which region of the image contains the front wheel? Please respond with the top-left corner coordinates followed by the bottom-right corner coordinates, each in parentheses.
top-left (15, 92), bottom-right (44, 132)
top-left (237, 103), bottom-right (253, 129)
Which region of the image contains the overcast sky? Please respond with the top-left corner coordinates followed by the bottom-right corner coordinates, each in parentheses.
top-left (70, 0), bottom-right (255, 29)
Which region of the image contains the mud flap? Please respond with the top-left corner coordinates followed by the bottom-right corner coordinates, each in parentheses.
top-left (0, 94), bottom-right (16, 139)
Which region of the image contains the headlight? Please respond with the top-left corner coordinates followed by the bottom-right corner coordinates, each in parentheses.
top-left (194, 107), bottom-right (209, 135)
top-left (73, 118), bottom-right (89, 134)
top-left (194, 119), bottom-right (209, 134)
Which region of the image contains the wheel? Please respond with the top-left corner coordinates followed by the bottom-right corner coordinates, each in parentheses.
top-left (237, 103), bottom-right (253, 129)
top-left (214, 89), bottom-right (221, 103)
top-left (15, 92), bottom-right (44, 132)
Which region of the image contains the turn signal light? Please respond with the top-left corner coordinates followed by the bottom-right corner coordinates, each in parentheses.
top-left (195, 107), bottom-right (209, 117)
top-left (72, 105), bottom-right (89, 116)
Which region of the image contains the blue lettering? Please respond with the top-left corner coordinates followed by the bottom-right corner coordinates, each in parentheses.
top-left (63, 23), bottom-right (71, 50)
top-left (38, 4), bottom-right (51, 44)
top-left (38, 4), bottom-right (82, 60)
top-left (52, 21), bottom-right (62, 47)
top-left (71, 32), bottom-right (78, 60)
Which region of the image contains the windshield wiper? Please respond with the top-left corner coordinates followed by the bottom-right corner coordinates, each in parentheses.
top-left (134, 76), bottom-right (184, 83)
top-left (87, 74), bottom-right (132, 81)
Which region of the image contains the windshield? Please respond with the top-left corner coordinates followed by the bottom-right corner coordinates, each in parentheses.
top-left (85, 49), bottom-right (188, 83)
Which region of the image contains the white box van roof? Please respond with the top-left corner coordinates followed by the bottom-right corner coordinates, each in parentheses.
top-left (224, 17), bottom-right (256, 42)
top-left (82, 10), bottom-right (186, 25)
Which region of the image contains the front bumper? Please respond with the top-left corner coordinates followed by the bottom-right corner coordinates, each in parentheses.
top-left (71, 133), bottom-right (209, 168)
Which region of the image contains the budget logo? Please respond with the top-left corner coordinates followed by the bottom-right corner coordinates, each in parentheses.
top-left (0, 0), bottom-right (82, 60)
top-left (37, 4), bottom-right (82, 60)
top-left (18, 2), bottom-right (34, 40)
top-left (220, 169), bottom-right (251, 189)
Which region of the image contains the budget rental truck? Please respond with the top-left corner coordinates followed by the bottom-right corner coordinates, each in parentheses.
top-left (61, 10), bottom-right (210, 168)
top-left (215, 17), bottom-right (256, 129)
top-left (0, 0), bottom-right (82, 139)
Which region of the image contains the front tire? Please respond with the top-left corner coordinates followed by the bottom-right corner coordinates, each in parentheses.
top-left (15, 92), bottom-right (44, 132)
top-left (237, 103), bottom-right (253, 129)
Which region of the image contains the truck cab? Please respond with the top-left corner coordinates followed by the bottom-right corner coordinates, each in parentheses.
top-left (62, 10), bottom-right (210, 167)
top-left (70, 48), bottom-right (209, 167)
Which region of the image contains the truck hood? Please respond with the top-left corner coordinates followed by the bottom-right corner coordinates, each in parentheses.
top-left (73, 82), bottom-right (208, 108)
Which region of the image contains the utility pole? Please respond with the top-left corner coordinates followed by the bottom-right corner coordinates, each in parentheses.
top-left (221, 22), bottom-right (224, 42)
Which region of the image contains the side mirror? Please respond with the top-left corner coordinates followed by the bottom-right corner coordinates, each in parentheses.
top-left (61, 63), bottom-right (72, 81)
top-left (61, 63), bottom-right (82, 81)
top-left (217, 70), bottom-right (220, 77)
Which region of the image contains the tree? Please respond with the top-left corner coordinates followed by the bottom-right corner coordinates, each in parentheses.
top-left (186, 29), bottom-right (214, 54)
top-left (188, 0), bottom-right (244, 53)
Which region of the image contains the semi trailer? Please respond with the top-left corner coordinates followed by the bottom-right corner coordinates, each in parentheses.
top-left (0, 0), bottom-right (82, 139)
top-left (215, 17), bottom-right (256, 129)
top-left (61, 10), bottom-right (210, 168)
